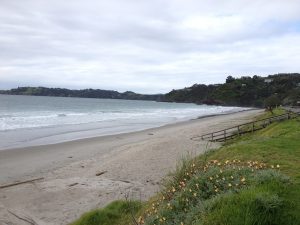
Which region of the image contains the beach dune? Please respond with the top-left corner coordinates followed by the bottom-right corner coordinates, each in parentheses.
top-left (0, 109), bottom-right (262, 225)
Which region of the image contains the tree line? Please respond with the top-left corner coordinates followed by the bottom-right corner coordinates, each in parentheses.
top-left (163, 73), bottom-right (300, 108)
top-left (0, 87), bottom-right (164, 101)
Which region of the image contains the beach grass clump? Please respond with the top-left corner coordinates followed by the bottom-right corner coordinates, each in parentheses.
top-left (70, 200), bottom-right (142, 225)
top-left (140, 159), bottom-right (288, 225)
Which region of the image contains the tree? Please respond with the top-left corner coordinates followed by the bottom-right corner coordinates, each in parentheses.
top-left (226, 76), bottom-right (235, 84)
top-left (264, 95), bottom-right (281, 113)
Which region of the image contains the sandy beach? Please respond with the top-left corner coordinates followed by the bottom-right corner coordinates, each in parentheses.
top-left (0, 109), bottom-right (262, 225)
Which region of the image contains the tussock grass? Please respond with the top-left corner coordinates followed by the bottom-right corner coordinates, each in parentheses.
top-left (141, 160), bottom-right (290, 225)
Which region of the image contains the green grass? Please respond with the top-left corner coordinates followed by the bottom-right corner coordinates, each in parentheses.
top-left (254, 107), bottom-right (286, 120)
top-left (69, 200), bottom-right (142, 225)
top-left (211, 118), bottom-right (300, 180)
top-left (198, 181), bottom-right (290, 225)
top-left (71, 110), bottom-right (300, 225)
top-left (200, 117), bottom-right (300, 224)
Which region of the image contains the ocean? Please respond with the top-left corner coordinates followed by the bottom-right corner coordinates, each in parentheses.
top-left (0, 94), bottom-right (246, 150)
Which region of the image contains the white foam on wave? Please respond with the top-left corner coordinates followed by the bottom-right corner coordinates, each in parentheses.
top-left (0, 105), bottom-right (246, 132)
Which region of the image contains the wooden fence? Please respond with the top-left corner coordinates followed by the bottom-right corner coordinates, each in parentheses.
top-left (200, 111), bottom-right (299, 142)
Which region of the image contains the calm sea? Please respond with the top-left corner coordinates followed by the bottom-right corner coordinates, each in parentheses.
top-left (0, 95), bottom-right (245, 150)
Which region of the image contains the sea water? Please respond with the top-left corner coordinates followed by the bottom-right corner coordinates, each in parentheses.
top-left (0, 95), bottom-right (246, 150)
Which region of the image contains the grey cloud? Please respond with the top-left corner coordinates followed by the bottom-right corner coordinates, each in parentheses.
top-left (0, 0), bottom-right (300, 93)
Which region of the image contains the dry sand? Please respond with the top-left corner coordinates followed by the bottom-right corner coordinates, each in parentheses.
top-left (0, 109), bottom-right (262, 225)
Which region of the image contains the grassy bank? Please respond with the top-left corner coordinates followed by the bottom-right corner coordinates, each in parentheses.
top-left (71, 109), bottom-right (300, 225)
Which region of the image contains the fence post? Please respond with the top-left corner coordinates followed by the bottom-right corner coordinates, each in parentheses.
top-left (224, 130), bottom-right (226, 141)
top-left (252, 122), bottom-right (254, 133)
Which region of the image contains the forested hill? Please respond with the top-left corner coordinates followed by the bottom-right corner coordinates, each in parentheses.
top-left (1, 73), bottom-right (299, 106)
top-left (0, 87), bottom-right (164, 101)
top-left (164, 73), bottom-right (300, 107)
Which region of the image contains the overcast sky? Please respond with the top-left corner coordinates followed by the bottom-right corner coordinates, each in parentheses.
top-left (0, 0), bottom-right (300, 94)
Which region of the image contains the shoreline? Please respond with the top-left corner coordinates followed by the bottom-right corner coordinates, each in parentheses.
top-left (0, 107), bottom-right (254, 151)
top-left (0, 109), bottom-right (262, 225)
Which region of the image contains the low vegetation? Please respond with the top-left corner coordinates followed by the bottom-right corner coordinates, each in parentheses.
top-left (71, 110), bottom-right (300, 225)
top-left (70, 200), bottom-right (142, 225)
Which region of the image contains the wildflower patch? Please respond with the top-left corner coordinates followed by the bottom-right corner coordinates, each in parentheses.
top-left (140, 159), bottom-right (284, 225)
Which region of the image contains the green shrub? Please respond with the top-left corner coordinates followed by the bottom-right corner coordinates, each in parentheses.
top-left (142, 159), bottom-right (287, 225)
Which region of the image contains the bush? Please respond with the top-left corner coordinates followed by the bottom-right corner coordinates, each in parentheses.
top-left (141, 159), bottom-right (287, 225)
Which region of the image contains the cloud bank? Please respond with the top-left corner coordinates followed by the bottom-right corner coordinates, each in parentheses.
top-left (0, 0), bottom-right (300, 93)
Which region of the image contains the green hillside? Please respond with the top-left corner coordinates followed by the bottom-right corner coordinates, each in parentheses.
top-left (164, 73), bottom-right (300, 107)
top-left (0, 87), bottom-right (163, 101)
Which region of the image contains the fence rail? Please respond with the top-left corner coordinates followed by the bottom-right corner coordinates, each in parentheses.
top-left (200, 111), bottom-right (299, 142)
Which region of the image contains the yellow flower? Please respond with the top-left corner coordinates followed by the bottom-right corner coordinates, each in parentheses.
top-left (209, 177), bottom-right (213, 180)
top-left (241, 177), bottom-right (246, 182)
top-left (228, 183), bottom-right (232, 187)
top-left (172, 187), bottom-right (176, 192)
top-left (193, 192), bottom-right (197, 197)
top-left (276, 164), bottom-right (280, 168)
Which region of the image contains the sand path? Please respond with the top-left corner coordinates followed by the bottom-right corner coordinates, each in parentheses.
top-left (0, 109), bottom-right (262, 225)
